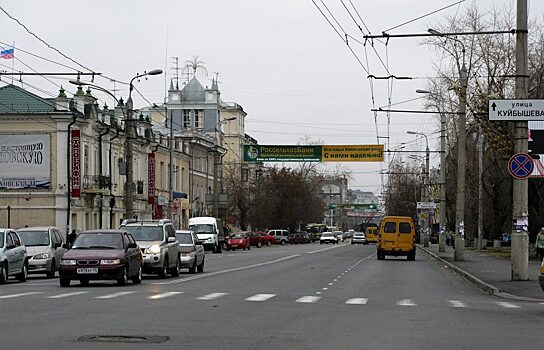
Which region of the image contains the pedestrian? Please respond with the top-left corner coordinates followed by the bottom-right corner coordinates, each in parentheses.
top-left (67, 229), bottom-right (77, 247)
top-left (536, 227), bottom-right (544, 261)
top-left (446, 232), bottom-right (451, 246)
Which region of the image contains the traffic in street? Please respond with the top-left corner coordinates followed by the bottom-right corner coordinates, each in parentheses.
top-left (1, 240), bottom-right (542, 350)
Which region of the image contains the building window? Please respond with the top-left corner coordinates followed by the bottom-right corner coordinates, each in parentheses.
top-left (160, 161), bottom-right (164, 189)
top-left (183, 110), bottom-right (191, 128)
top-left (84, 144), bottom-right (89, 177)
top-left (194, 110), bottom-right (201, 128)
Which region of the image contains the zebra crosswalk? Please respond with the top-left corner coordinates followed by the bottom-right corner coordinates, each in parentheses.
top-left (0, 289), bottom-right (534, 310)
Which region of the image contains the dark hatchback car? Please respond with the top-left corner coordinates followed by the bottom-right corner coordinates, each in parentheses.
top-left (288, 232), bottom-right (311, 244)
top-left (58, 230), bottom-right (143, 287)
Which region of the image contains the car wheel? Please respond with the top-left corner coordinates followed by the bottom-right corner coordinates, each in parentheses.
top-left (170, 256), bottom-right (180, 277)
top-left (46, 259), bottom-right (56, 278)
top-left (266, 241), bottom-right (272, 247)
top-left (197, 257), bottom-right (204, 273)
top-left (226, 247), bottom-right (230, 251)
top-left (0, 263), bottom-right (7, 284)
top-left (117, 266), bottom-right (129, 286)
top-left (189, 259), bottom-right (197, 274)
top-left (132, 265), bottom-right (142, 284)
top-left (80, 278), bottom-right (90, 286)
top-left (59, 278), bottom-right (70, 287)
top-left (281, 240), bottom-right (286, 245)
top-left (17, 261), bottom-right (28, 282)
top-left (257, 241), bottom-right (262, 248)
top-left (247, 245), bottom-right (250, 250)
top-left (158, 257), bottom-right (168, 279)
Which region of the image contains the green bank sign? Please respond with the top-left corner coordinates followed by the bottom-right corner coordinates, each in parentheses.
top-left (243, 145), bottom-right (384, 162)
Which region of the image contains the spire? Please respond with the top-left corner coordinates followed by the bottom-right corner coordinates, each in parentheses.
top-left (211, 77), bottom-right (218, 90)
top-left (57, 86), bottom-right (67, 98)
top-left (169, 79), bottom-right (174, 91)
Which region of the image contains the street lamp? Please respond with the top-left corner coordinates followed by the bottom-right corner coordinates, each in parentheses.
top-left (427, 29), bottom-right (468, 261)
top-left (407, 131), bottom-right (430, 247)
top-left (125, 69), bottom-right (163, 220)
top-left (416, 89), bottom-right (447, 252)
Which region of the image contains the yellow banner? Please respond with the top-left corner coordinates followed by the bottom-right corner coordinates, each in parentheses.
top-left (321, 144), bottom-right (384, 162)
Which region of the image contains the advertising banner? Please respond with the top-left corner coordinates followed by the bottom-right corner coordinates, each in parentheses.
top-left (0, 134), bottom-right (51, 189)
top-left (147, 153), bottom-right (155, 204)
top-left (71, 130), bottom-right (81, 197)
top-left (243, 144), bottom-right (384, 162)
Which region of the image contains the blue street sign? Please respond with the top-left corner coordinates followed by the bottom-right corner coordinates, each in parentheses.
top-left (508, 153), bottom-right (534, 179)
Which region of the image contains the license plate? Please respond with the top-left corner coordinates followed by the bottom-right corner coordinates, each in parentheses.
top-left (77, 268), bottom-right (98, 274)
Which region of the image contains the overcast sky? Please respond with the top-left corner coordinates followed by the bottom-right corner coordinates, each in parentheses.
top-left (1, 0), bottom-right (542, 196)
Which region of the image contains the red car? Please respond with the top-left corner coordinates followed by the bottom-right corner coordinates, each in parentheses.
top-left (247, 232), bottom-right (265, 248)
top-left (256, 232), bottom-right (275, 246)
top-left (226, 232), bottom-right (251, 251)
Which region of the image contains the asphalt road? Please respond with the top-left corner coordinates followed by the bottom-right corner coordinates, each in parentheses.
top-left (2, 242), bottom-right (544, 350)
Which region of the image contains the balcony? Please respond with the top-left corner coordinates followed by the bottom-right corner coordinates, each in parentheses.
top-left (81, 175), bottom-right (111, 194)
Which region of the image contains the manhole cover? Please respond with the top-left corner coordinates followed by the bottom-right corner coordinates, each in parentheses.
top-left (77, 335), bottom-right (169, 344)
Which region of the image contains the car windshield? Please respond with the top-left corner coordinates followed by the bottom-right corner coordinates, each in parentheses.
top-left (322, 232), bottom-right (333, 237)
top-left (18, 230), bottom-right (50, 246)
top-left (176, 232), bottom-right (194, 244)
top-left (72, 233), bottom-right (123, 249)
top-left (189, 224), bottom-right (214, 234)
top-left (123, 226), bottom-right (164, 241)
top-left (231, 233), bottom-right (245, 239)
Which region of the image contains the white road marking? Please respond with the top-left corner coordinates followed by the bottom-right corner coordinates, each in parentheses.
top-left (154, 254), bottom-right (301, 285)
top-left (47, 291), bottom-right (89, 299)
top-left (245, 294), bottom-right (276, 302)
top-left (346, 298), bottom-right (368, 305)
top-left (197, 292), bottom-right (229, 300)
top-left (306, 245), bottom-right (346, 254)
top-left (94, 291), bottom-right (135, 299)
top-left (0, 292), bottom-right (42, 299)
top-left (316, 292), bottom-right (322, 295)
top-left (148, 292), bottom-right (183, 300)
top-left (497, 301), bottom-right (520, 309)
top-left (322, 287), bottom-right (328, 290)
top-left (328, 283), bottom-right (333, 286)
top-left (396, 299), bottom-right (416, 306)
top-left (296, 296), bottom-right (321, 303)
top-left (448, 300), bottom-right (466, 308)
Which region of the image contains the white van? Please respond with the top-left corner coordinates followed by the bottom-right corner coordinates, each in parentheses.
top-left (188, 217), bottom-right (225, 253)
top-left (267, 229), bottom-right (289, 245)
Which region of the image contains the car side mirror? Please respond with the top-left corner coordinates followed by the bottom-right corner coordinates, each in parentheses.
top-left (54, 242), bottom-right (61, 249)
top-left (6, 244), bottom-right (15, 250)
top-left (127, 242), bottom-right (138, 249)
top-left (167, 236), bottom-right (176, 243)
top-left (62, 243), bottom-right (69, 249)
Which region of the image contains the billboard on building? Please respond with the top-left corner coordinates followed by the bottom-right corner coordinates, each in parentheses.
top-left (71, 130), bottom-right (81, 197)
top-left (0, 134), bottom-right (51, 189)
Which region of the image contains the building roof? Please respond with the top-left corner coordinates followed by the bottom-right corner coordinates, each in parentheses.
top-left (0, 84), bottom-right (55, 113)
top-left (180, 77), bottom-right (205, 102)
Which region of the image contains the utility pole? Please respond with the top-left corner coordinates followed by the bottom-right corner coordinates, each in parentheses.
top-left (168, 108), bottom-right (174, 222)
top-left (454, 63), bottom-right (468, 261)
top-left (424, 141), bottom-right (430, 248)
top-left (478, 130), bottom-right (484, 251)
top-left (511, 0), bottom-right (529, 281)
top-left (125, 95), bottom-right (135, 220)
top-left (439, 112), bottom-right (447, 252)
top-left (212, 149), bottom-right (220, 218)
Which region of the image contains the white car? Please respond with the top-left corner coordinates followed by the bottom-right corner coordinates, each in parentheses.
top-left (333, 231), bottom-right (345, 242)
top-left (320, 232), bottom-right (338, 244)
top-left (351, 232), bottom-right (367, 245)
top-left (175, 230), bottom-right (205, 273)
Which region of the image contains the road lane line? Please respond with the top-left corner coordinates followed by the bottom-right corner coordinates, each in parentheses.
top-left (148, 292), bottom-right (183, 300)
top-left (497, 301), bottom-right (520, 309)
top-left (47, 291), bottom-right (89, 299)
top-left (0, 292), bottom-right (42, 299)
top-left (94, 291), bottom-right (135, 299)
top-left (448, 300), bottom-right (466, 308)
top-left (154, 254), bottom-right (301, 285)
top-left (346, 298), bottom-right (368, 305)
top-left (245, 294), bottom-right (276, 302)
top-left (396, 299), bottom-right (416, 306)
top-left (306, 245), bottom-right (346, 254)
top-left (296, 296), bottom-right (321, 303)
top-left (197, 292), bottom-right (229, 300)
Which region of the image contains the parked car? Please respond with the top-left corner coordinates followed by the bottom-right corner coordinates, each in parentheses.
top-left (288, 232), bottom-right (311, 244)
top-left (267, 229), bottom-right (289, 245)
top-left (175, 230), bottom-right (205, 273)
top-left (0, 229), bottom-right (28, 283)
top-left (58, 229), bottom-right (143, 287)
top-left (17, 226), bottom-right (66, 278)
top-left (320, 232), bottom-right (338, 244)
top-left (226, 232), bottom-right (251, 251)
top-left (120, 219), bottom-right (180, 278)
top-left (247, 231), bottom-right (266, 248)
top-left (255, 232), bottom-right (275, 246)
top-left (351, 232), bottom-right (367, 245)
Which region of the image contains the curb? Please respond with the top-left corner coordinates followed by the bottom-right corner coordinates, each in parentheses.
top-left (417, 245), bottom-right (544, 302)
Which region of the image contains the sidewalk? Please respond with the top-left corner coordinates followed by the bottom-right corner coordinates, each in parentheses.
top-left (418, 243), bottom-right (544, 301)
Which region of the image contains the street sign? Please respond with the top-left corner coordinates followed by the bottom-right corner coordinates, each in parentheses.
top-left (508, 153), bottom-right (534, 179)
top-left (489, 99), bottom-right (544, 121)
top-left (417, 202), bottom-right (436, 209)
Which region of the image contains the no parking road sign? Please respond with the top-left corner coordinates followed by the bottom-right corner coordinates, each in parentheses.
top-left (508, 153), bottom-right (534, 179)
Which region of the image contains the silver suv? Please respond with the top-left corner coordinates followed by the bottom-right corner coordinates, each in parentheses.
top-left (267, 229), bottom-right (290, 245)
top-left (120, 219), bottom-right (180, 278)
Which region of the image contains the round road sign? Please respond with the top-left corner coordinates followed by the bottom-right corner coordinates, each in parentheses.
top-left (508, 153), bottom-right (534, 179)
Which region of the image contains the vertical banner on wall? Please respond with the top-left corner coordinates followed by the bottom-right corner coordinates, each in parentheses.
top-left (148, 152), bottom-right (155, 204)
top-left (71, 130), bottom-right (81, 198)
